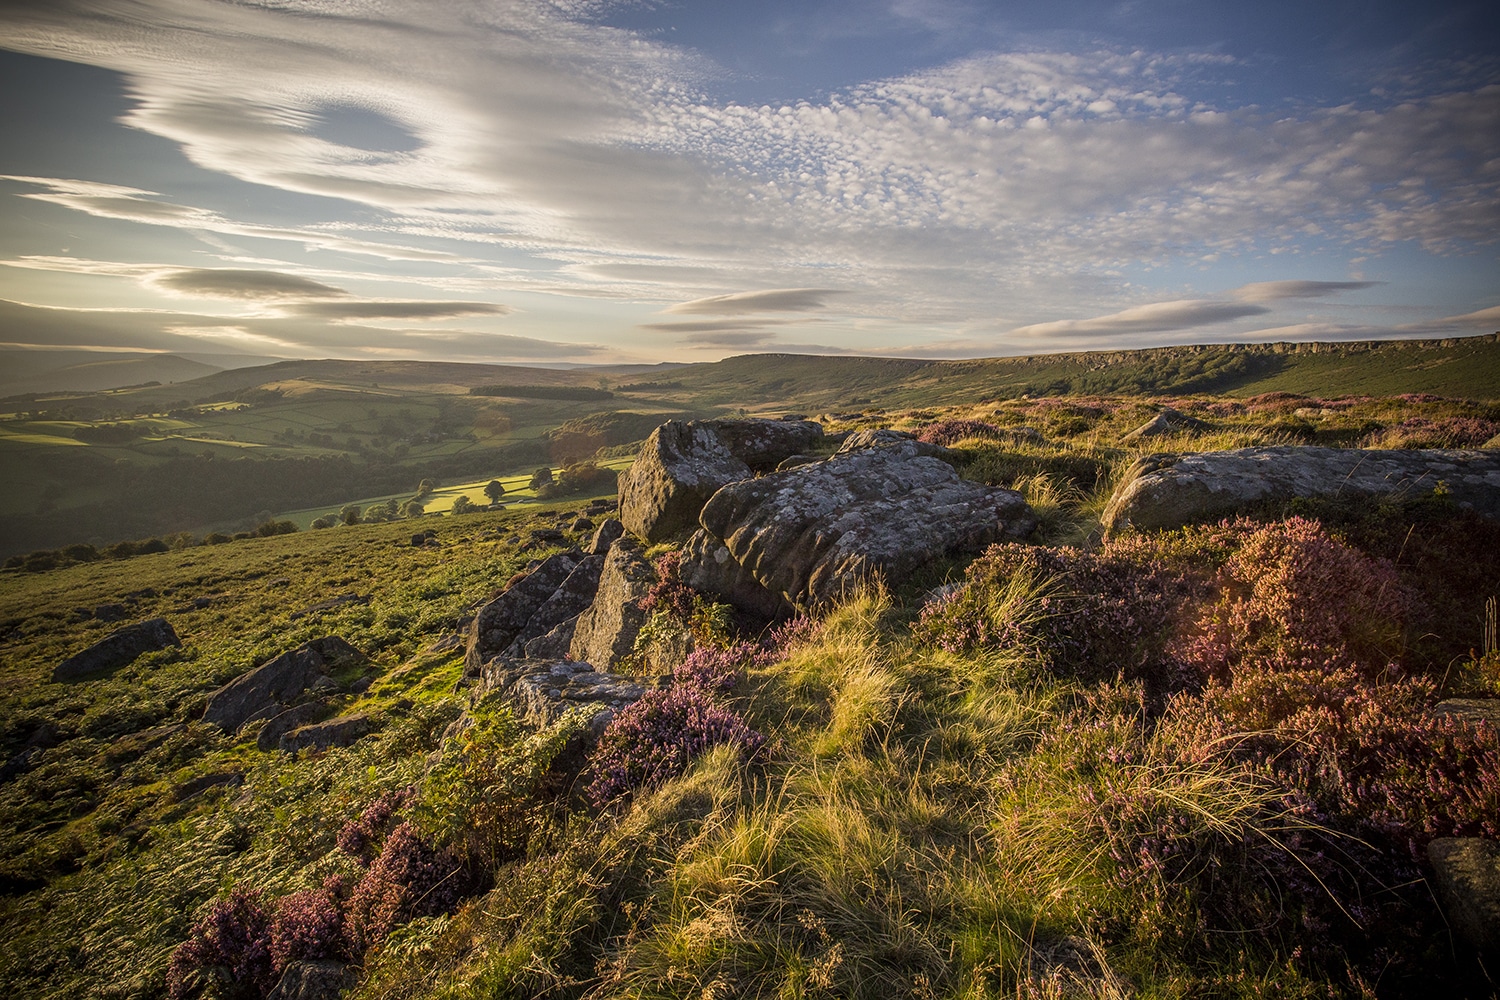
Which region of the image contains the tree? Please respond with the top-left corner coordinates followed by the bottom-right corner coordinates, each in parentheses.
top-left (483, 480), bottom-right (506, 505)
top-left (400, 498), bottom-right (426, 518)
top-left (450, 495), bottom-right (475, 515)
top-left (528, 467), bottom-right (554, 491)
top-left (339, 503), bottom-right (362, 526)
top-left (416, 478), bottom-right (436, 498)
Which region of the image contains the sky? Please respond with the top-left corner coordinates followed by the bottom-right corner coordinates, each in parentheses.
top-left (0, 0), bottom-right (1496, 367)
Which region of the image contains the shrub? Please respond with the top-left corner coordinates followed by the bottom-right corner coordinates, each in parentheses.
top-left (586, 684), bottom-right (765, 806)
top-left (268, 876), bottom-right (350, 972)
top-left (345, 822), bottom-right (466, 954)
top-left (165, 887), bottom-right (274, 1000)
top-left (917, 419), bottom-right (1001, 446)
top-left (336, 787), bottom-right (414, 862)
top-left (1175, 517), bottom-right (1409, 679)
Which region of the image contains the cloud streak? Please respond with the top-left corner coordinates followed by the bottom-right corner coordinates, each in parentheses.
top-left (1008, 300), bottom-right (1270, 339)
top-left (150, 269), bottom-right (350, 301)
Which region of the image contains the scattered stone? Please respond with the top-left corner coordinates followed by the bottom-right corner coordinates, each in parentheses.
top-left (569, 537), bottom-right (657, 670)
top-left (527, 528), bottom-right (569, 548)
top-left (588, 517), bottom-right (625, 555)
top-left (835, 427), bottom-right (955, 459)
top-left (502, 555), bottom-right (605, 657)
top-left (171, 770), bottom-right (245, 802)
top-left (202, 636), bottom-right (366, 734)
top-left (474, 657), bottom-right (646, 735)
top-left (423, 632), bottom-right (464, 656)
top-left (1103, 447), bottom-right (1500, 535)
top-left (698, 441), bottom-right (1034, 608)
top-left (279, 713), bottom-right (379, 754)
top-left (1433, 699), bottom-right (1500, 729)
top-left (53, 618), bottom-right (181, 682)
top-left (1121, 407), bottom-right (1211, 441)
top-left (775, 454), bottom-right (821, 471)
top-left (256, 702), bottom-right (329, 751)
top-left (289, 593), bottom-right (370, 619)
top-left (1484, 433), bottom-right (1500, 449)
top-left (465, 550), bottom-right (582, 671)
top-left (92, 603), bottom-right (129, 622)
top-left (1428, 837), bottom-right (1500, 957)
top-left (998, 425), bottom-right (1047, 445)
top-left (571, 516), bottom-right (596, 532)
top-left (679, 528), bottom-right (795, 624)
top-left (267, 959), bottom-right (355, 1000)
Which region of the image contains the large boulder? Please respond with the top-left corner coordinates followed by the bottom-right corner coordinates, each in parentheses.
top-left (618, 418), bottom-right (825, 544)
top-left (1103, 447), bottom-right (1500, 535)
top-left (53, 618), bottom-right (180, 682)
top-left (502, 555), bottom-right (604, 657)
top-left (698, 441), bottom-right (1035, 608)
top-left (679, 528), bottom-right (796, 624)
top-left (1428, 837), bottom-right (1500, 957)
top-left (465, 551), bottom-right (582, 671)
top-left (569, 538), bottom-right (657, 669)
top-left (202, 636), bottom-right (365, 734)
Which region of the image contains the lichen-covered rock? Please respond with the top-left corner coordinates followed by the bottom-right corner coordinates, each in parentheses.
top-left (256, 702), bottom-right (328, 752)
top-left (501, 555), bottom-right (604, 657)
top-left (1428, 837), bottom-right (1500, 957)
top-left (588, 517), bottom-right (625, 555)
top-left (476, 657), bottom-right (646, 735)
top-left (679, 528), bottom-right (795, 623)
top-left (1121, 406), bottom-right (1210, 441)
top-left (835, 428), bottom-right (955, 459)
top-left (53, 617), bottom-right (181, 682)
top-left (278, 712), bottom-right (379, 754)
top-left (523, 616), bottom-right (579, 659)
top-left (699, 444), bottom-right (1035, 608)
top-left (465, 550), bottom-right (582, 671)
top-left (569, 538), bottom-right (656, 669)
top-left (618, 421), bottom-right (752, 543)
top-left (1103, 447), bottom-right (1500, 535)
top-left (618, 418), bottom-right (826, 544)
top-left (267, 959), bottom-right (354, 1000)
top-left (202, 637), bottom-right (364, 734)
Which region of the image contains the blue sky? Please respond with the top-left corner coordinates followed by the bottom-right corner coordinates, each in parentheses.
top-left (0, 0), bottom-right (1496, 365)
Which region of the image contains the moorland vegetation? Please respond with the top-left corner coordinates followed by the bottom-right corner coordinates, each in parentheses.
top-left (2, 350), bottom-right (1500, 997)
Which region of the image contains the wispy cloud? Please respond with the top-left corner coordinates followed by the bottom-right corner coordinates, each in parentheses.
top-left (150, 269), bottom-right (350, 301)
top-left (1008, 299), bottom-right (1270, 339)
top-left (284, 300), bottom-right (510, 322)
top-left (1232, 280), bottom-right (1381, 302)
top-left (662, 288), bottom-right (844, 315)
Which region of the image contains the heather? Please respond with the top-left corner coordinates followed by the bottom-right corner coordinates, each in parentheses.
top-left (3, 392), bottom-right (1500, 999)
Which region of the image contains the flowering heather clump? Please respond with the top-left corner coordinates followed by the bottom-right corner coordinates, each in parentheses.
top-left (673, 642), bottom-right (762, 692)
top-left (345, 822), bottom-right (466, 954)
top-left (640, 551), bottom-right (695, 621)
top-left (916, 419), bottom-right (1002, 446)
top-left (269, 875), bottom-right (350, 972)
top-left (586, 684), bottom-right (765, 806)
top-left (1241, 391), bottom-right (1308, 414)
top-left (767, 613), bottom-right (823, 650)
top-left (1364, 416), bottom-right (1499, 449)
top-left (165, 887), bottom-right (274, 1000)
top-left (335, 787), bottom-right (414, 861)
top-left (914, 542), bottom-right (1203, 700)
top-left (1177, 516), bottom-right (1408, 679)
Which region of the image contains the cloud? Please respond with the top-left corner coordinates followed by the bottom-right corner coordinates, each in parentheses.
top-left (1008, 299), bottom-right (1270, 339)
top-left (1232, 280), bottom-right (1381, 302)
top-left (284, 300), bottom-right (511, 321)
top-left (663, 288), bottom-right (844, 315)
top-left (150, 268), bottom-right (350, 300)
top-left (637, 318), bottom-right (799, 334)
top-left (681, 330), bottom-right (779, 347)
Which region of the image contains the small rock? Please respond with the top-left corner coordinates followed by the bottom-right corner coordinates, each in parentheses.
top-left (588, 518), bottom-right (625, 555)
top-left (571, 517), bottom-right (596, 532)
top-left (834, 427), bottom-right (954, 459)
top-left (1428, 837), bottom-right (1500, 957)
top-left (202, 636), bottom-right (365, 734)
top-left (1433, 699), bottom-right (1500, 729)
top-left (257, 703), bottom-right (328, 751)
top-left (279, 713), bottom-right (379, 754)
top-left (53, 618), bottom-right (181, 682)
top-left (289, 593), bottom-right (370, 620)
top-left (267, 959), bottom-right (355, 1000)
top-left (93, 603), bottom-right (129, 622)
top-left (172, 770), bottom-right (245, 802)
top-left (1121, 407), bottom-right (1210, 441)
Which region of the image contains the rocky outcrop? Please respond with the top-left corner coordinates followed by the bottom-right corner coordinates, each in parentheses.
top-left (618, 418), bottom-right (824, 543)
top-left (501, 555), bottom-right (604, 657)
top-left (588, 518), bottom-right (625, 555)
top-left (679, 528), bottom-right (795, 623)
top-left (465, 551), bottom-right (583, 671)
top-left (835, 428), bottom-right (954, 459)
top-left (523, 618), bottom-right (578, 659)
top-left (569, 538), bottom-right (657, 669)
top-left (473, 657), bottom-right (646, 735)
top-left (1428, 837), bottom-right (1500, 957)
top-left (1103, 447), bottom-right (1500, 535)
top-left (256, 702), bottom-right (328, 751)
top-left (202, 637), bottom-right (365, 734)
top-left (1121, 407), bottom-right (1210, 441)
top-left (698, 441), bottom-right (1035, 608)
top-left (279, 713), bottom-right (379, 754)
top-left (53, 618), bottom-right (181, 681)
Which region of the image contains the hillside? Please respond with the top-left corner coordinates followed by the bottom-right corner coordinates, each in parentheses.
top-left (0, 351), bottom-right (227, 396)
top-left (3, 400), bottom-right (1500, 998)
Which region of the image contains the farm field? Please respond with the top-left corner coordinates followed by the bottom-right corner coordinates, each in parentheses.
top-left (3, 391), bottom-right (1500, 999)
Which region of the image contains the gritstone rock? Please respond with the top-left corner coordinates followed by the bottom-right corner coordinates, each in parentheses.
top-left (1103, 446), bottom-right (1500, 535)
top-left (618, 418), bottom-right (824, 543)
top-left (1428, 837), bottom-right (1500, 957)
top-left (464, 550), bottom-right (582, 671)
top-left (501, 555), bottom-right (604, 657)
top-left (202, 636), bottom-right (365, 734)
top-left (53, 617), bottom-right (181, 682)
top-left (698, 439), bottom-right (1035, 608)
top-left (278, 713), bottom-right (379, 754)
top-left (679, 528), bottom-right (795, 623)
top-left (835, 427), bottom-right (955, 459)
top-left (588, 517), bottom-right (625, 554)
top-left (1121, 407), bottom-right (1210, 441)
top-left (474, 657), bottom-right (646, 736)
top-left (569, 537), bottom-right (656, 670)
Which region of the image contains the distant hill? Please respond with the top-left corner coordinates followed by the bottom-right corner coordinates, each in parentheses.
top-left (0, 350), bottom-right (225, 396)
